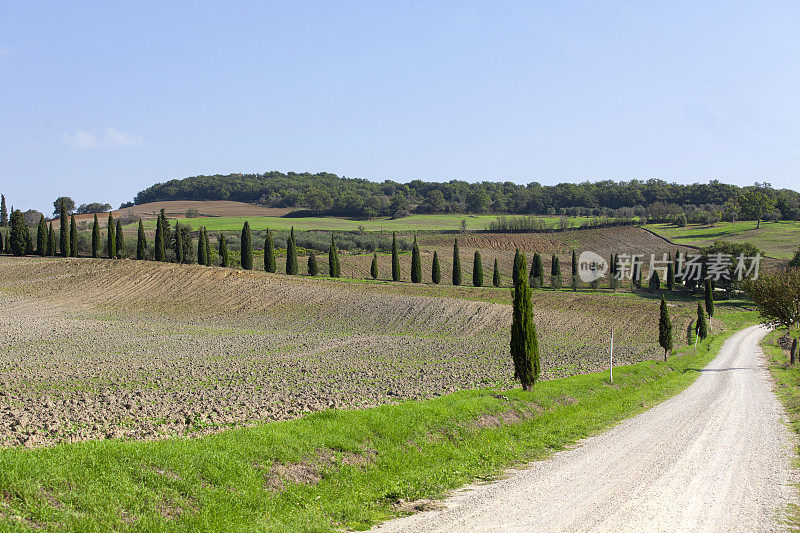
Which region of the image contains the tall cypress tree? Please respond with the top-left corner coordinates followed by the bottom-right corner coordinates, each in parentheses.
top-left (204, 229), bottom-right (211, 266)
top-left (36, 216), bottom-right (47, 256)
top-left (106, 214), bottom-right (115, 259)
top-left (371, 252), bottom-right (379, 280)
top-left (160, 210), bottom-right (171, 260)
top-left (411, 236), bottom-right (422, 283)
top-left (511, 251), bottom-right (540, 391)
top-left (241, 221), bottom-right (253, 270)
top-left (70, 215), bottom-right (77, 257)
top-left (550, 254), bottom-right (562, 289)
top-left (197, 228), bottom-right (207, 265)
top-left (59, 200), bottom-right (68, 257)
top-left (9, 210), bottom-right (25, 255)
top-left (452, 238), bottom-right (462, 285)
top-left (92, 214), bottom-right (100, 258)
top-left (328, 233), bottom-right (340, 277)
top-left (308, 249), bottom-right (319, 276)
top-left (286, 227), bottom-right (298, 274)
top-left (659, 297), bottom-right (673, 360)
top-left (666, 258), bottom-right (675, 291)
top-left (571, 249), bottom-right (579, 291)
top-left (218, 233), bottom-right (229, 267)
top-left (493, 258), bottom-right (500, 287)
top-left (392, 232), bottom-right (400, 281)
top-left (174, 222), bottom-right (184, 263)
top-left (264, 229), bottom-right (276, 272)
top-left (649, 271), bottom-right (660, 292)
top-left (154, 215), bottom-right (164, 261)
top-left (115, 220), bottom-right (125, 258)
top-left (512, 248), bottom-right (522, 286)
top-left (24, 223), bottom-right (34, 255)
top-left (696, 302), bottom-right (708, 340)
top-left (0, 195), bottom-right (7, 227)
top-left (704, 280), bottom-right (714, 318)
top-left (530, 252), bottom-right (543, 289)
top-left (46, 222), bottom-right (55, 256)
top-left (432, 250), bottom-right (441, 284)
top-left (472, 251), bottom-right (484, 287)
top-left (609, 254), bottom-right (619, 290)
top-left (137, 219), bottom-right (147, 259)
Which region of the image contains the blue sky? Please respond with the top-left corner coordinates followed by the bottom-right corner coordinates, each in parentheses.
top-left (1, 1), bottom-right (798, 214)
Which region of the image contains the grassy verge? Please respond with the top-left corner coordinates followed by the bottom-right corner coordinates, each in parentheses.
top-left (0, 313), bottom-right (754, 532)
top-left (761, 330), bottom-right (800, 529)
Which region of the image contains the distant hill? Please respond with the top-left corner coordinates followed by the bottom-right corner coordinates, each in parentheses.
top-left (131, 172), bottom-right (800, 221)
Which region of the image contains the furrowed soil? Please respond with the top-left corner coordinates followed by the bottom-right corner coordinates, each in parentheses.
top-left (0, 257), bottom-right (697, 448)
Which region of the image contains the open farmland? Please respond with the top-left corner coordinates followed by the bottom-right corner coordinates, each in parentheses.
top-left (0, 256), bottom-right (704, 448)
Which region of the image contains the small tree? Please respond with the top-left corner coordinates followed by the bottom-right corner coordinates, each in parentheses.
top-left (704, 280), bottom-right (714, 318)
top-left (392, 232), bottom-right (400, 281)
top-left (659, 297), bottom-right (673, 360)
top-left (371, 252), bottom-right (379, 280)
top-left (154, 215), bottom-right (164, 261)
top-left (70, 215), bottom-right (77, 257)
top-left (666, 262), bottom-right (675, 291)
top-left (511, 252), bottom-right (540, 391)
top-left (9, 210), bottom-right (26, 256)
top-left (218, 233), bottom-right (229, 267)
top-left (571, 249), bottom-right (579, 291)
top-left (411, 236), bottom-right (422, 283)
top-left (530, 252), bottom-right (543, 289)
top-left (137, 219), bottom-right (147, 259)
top-left (59, 200), bottom-right (68, 257)
top-left (550, 254), bottom-right (562, 289)
top-left (746, 268), bottom-right (800, 363)
top-left (696, 302), bottom-right (708, 341)
top-left (264, 229), bottom-right (276, 273)
top-left (106, 214), bottom-right (115, 259)
top-left (36, 216), bottom-right (47, 256)
top-left (609, 254), bottom-right (619, 291)
top-left (92, 214), bottom-right (100, 258)
top-left (115, 220), bottom-right (125, 258)
top-left (0, 195), bottom-right (7, 227)
top-left (45, 222), bottom-right (55, 256)
top-left (512, 249), bottom-right (522, 286)
top-left (328, 233), bottom-right (340, 278)
top-left (432, 250), bottom-right (441, 284)
top-left (241, 221), bottom-right (253, 270)
top-left (308, 249), bottom-right (319, 276)
top-left (197, 228), bottom-right (207, 265)
top-left (649, 271), bottom-right (660, 292)
top-left (204, 230), bottom-right (211, 266)
top-left (452, 238), bottom-right (462, 285)
top-left (493, 258), bottom-right (500, 287)
top-left (286, 227), bottom-right (298, 275)
top-left (472, 251), bottom-right (484, 287)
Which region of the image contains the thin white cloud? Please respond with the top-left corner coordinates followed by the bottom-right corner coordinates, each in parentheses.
top-left (0, 47), bottom-right (14, 57)
top-left (61, 127), bottom-right (145, 151)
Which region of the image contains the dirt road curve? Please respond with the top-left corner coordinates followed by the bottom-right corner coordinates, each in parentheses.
top-left (374, 326), bottom-right (798, 532)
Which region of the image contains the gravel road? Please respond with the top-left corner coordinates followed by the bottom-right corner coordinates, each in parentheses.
top-left (374, 325), bottom-right (798, 532)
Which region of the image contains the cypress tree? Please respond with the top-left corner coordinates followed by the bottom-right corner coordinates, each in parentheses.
top-left (9, 210), bottom-right (26, 256)
top-left (371, 252), bottom-right (379, 280)
top-left (392, 232), bottom-right (400, 281)
top-left (116, 220), bottom-right (125, 258)
top-left (571, 250), bottom-right (579, 291)
top-left (241, 221), bottom-right (253, 270)
top-left (70, 215), bottom-right (77, 257)
top-left (286, 227), bottom-right (298, 274)
top-left (92, 214), bottom-right (100, 258)
top-left (696, 302), bottom-right (708, 340)
top-left (411, 236), bottom-right (422, 283)
top-left (154, 215), bottom-right (164, 261)
top-left (218, 233), bottom-right (229, 267)
top-left (704, 280), bottom-right (714, 318)
top-left (530, 252), bottom-right (543, 289)
top-left (161, 211), bottom-right (171, 260)
top-left (0, 195), bottom-right (6, 227)
top-left (511, 252), bottom-right (540, 391)
top-left (666, 260), bottom-right (675, 291)
top-left (550, 254), bottom-right (562, 289)
top-left (308, 249), bottom-right (319, 276)
top-left (328, 233), bottom-right (340, 277)
top-left (174, 222), bottom-right (184, 263)
top-left (452, 238), bottom-right (462, 285)
top-left (46, 222), bottom-right (55, 256)
top-left (4, 229), bottom-right (10, 254)
top-left (24, 224), bottom-right (33, 255)
top-left (512, 248), bottom-right (522, 286)
top-left (493, 258), bottom-right (500, 287)
top-left (36, 216), bottom-right (47, 256)
top-left (137, 219), bottom-right (147, 259)
top-left (632, 259), bottom-right (642, 290)
top-left (106, 213), bottom-right (115, 259)
top-left (659, 297), bottom-right (674, 360)
top-left (197, 228), bottom-right (207, 265)
top-left (472, 250), bottom-right (484, 287)
top-left (432, 250), bottom-right (441, 284)
top-left (204, 229), bottom-right (211, 266)
top-left (59, 200), bottom-right (68, 257)
top-left (264, 229), bottom-right (276, 272)
top-left (649, 271), bottom-right (660, 292)
top-left (609, 254), bottom-right (619, 290)
top-left (0, 230), bottom-right (3, 254)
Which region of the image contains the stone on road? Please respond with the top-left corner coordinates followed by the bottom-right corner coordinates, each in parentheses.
top-left (373, 325), bottom-right (798, 532)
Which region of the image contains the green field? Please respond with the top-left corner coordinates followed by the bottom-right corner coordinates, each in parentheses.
top-left (135, 214), bottom-right (591, 233)
top-left (645, 220), bottom-right (800, 259)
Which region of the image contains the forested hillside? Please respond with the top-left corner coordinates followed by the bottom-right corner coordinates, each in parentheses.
top-left (131, 172), bottom-right (800, 222)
